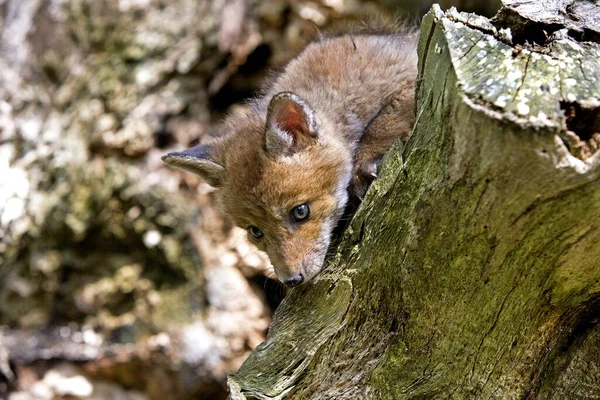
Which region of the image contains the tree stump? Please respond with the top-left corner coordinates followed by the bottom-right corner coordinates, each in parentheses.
top-left (228, 1), bottom-right (600, 398)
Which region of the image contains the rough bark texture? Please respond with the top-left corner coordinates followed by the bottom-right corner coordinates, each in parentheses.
top-left (228, 1), bottom-right (600, 398)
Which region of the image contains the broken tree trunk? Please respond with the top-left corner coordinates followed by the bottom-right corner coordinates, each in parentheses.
top-left (227, 1), bottom-right (600, 399)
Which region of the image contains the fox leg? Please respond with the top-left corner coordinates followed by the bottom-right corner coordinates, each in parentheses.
top-left (350, 96), bottom-right (414, 200)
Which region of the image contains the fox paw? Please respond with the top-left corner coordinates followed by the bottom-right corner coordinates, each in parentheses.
top-left (350, 157), bottom-right (382, 200)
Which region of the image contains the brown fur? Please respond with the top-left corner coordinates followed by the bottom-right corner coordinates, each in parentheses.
top-left (163, 31), bottom-right (418, 285)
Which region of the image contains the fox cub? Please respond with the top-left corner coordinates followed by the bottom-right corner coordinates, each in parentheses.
top-left (163, 32), bottom-right (418, 287)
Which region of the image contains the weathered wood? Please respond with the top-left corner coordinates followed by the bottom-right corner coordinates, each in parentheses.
top-left (228, 1), bottom-right (600, 398)
top-left (497, 0), bottom-right (600, 41)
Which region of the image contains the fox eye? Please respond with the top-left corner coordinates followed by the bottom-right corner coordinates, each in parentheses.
top-left (248, 226), bottom-right (264, 239)
top-left (290, 203), bottom-right (310, 222)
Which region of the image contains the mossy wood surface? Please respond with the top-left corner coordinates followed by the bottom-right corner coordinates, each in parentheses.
top-left (228, 1), bottom-right (600, 398)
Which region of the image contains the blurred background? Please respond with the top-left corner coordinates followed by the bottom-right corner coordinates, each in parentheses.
top-left (0, 0), bottom-right (500, 399)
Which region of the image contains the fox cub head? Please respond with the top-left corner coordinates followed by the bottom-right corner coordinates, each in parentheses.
top-left (163, 92), bottom-right (352, 286)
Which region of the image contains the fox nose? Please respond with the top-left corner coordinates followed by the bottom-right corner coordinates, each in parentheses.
top-left (283, 274), bottom-right (304, 287)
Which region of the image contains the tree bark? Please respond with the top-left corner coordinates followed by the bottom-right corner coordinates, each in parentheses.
top-left (228, 1), bottom-right (600, 398)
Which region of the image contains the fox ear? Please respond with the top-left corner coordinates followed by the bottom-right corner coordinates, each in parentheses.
top-left (265, 92), bottom-right (319, 156)
top-left (161, 144), bottom-right (225, 187)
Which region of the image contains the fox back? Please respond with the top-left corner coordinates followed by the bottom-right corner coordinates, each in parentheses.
top-left (163, 32), bottom-right (418, 286)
